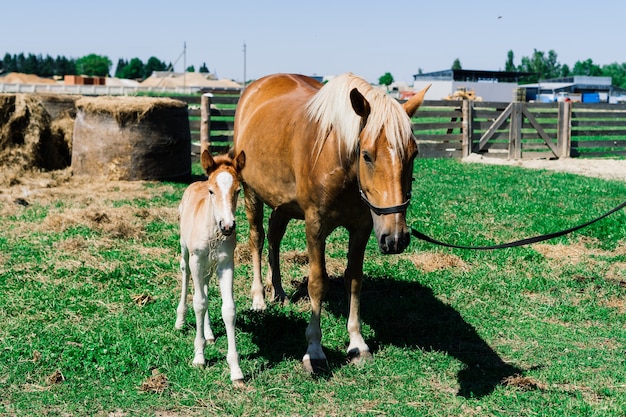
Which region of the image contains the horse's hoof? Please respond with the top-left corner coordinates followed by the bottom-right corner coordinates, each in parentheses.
top-left (347, 348), bottom-right (373, 366)
top-left (251, 300), bottom-right (267, 311)
top-left (303, 356), bottom-right (329, 374)
top-left (205, 338), bottom-right (215, 345)
top-left (232, 379), bottom-right (245, 388)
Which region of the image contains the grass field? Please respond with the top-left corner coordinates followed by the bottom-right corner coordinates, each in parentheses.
top-left (1, 158), bottom-right (625, 416)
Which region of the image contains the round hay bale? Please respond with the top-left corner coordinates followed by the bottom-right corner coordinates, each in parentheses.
top-left (71, 96), bottom-right (191, 181)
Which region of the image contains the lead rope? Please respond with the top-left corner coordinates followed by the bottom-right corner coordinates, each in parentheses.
top-left (410, 200), bottom-right (626, 250)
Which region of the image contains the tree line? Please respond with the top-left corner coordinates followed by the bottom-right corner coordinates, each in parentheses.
top-left (413, 49), bottom-right (626, 89)
top-left (503, 49), bottom-right (626, 88)
top-left (0, 52), bottom-right (210, 80)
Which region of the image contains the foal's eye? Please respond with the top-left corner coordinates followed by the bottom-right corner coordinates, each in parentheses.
top-left (208, 189), bottom-right (214, 195)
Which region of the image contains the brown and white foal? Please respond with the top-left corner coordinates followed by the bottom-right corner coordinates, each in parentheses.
top-left (175, 149), bottom-right (245, 385)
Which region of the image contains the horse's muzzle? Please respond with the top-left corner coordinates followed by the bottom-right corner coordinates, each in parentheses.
top-left (379, 231), bottom-right (410, 254)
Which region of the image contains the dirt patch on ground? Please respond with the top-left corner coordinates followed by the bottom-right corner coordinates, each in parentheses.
top-left (464, 153), bottom-right (626, 182)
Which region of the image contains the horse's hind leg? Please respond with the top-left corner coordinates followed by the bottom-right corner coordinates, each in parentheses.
top-left (244, 188), bottom-right (267, 310)
top-left (266, 209), bottom-right (289, 304)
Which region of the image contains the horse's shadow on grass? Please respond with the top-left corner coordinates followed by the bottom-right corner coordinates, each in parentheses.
top-left (238, 275), bottom-right (523, 398)
top-left (351, 276), bottom-right (523, 398)
top-left (237, 304), bottom-right (345, 379)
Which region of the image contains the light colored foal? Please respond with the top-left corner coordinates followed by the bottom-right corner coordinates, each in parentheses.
top-left (175, 149), bottom-right (246, 385)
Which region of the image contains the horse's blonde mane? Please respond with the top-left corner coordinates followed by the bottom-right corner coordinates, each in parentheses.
top-left (305, 73), bottom-right (413, 161)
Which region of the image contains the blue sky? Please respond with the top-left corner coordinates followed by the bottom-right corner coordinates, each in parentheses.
top-left (2, 1), bottom-right (624, 84)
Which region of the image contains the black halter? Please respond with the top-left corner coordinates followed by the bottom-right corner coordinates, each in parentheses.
top-left (355, 145), bottom-right (411, 216)
top-left (359, 189), bottom-right (411, 215)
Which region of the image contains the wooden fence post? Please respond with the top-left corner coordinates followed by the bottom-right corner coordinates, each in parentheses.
top-left (508, 102), bottom-right (523, 159)
top-left (461, 100), bottom-right (473, 157)
top-left (557, 101), bottom-right (572, 158)
top-left (200, 93), bottom-right (213, 155)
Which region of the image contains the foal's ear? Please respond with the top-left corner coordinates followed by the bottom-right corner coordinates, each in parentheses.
top-left (234, 150), bottom-right (246, 172)
top-left (350, 88), bottom-right (371, 119)
top-left (201, 149), bottom-right (216, 173)
top-left (403, 84), bottom-right (431, 117)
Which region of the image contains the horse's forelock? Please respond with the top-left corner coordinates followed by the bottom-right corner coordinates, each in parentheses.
top-left (361, 90), bottom-right (413, 158)
top-left (306, 73), bottom-right (413, 160)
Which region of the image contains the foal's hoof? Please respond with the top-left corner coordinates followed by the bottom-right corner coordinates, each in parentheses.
top-left (303, 355), bottom-right (329, 375)
top-left (251, 299), bottom-right (267, 311)
top-left (232, 379), bottom-right (245, 389)
top-left (347, 348), bottom-right (373, 366)
top-left (192, 356), bottom-right (206, 368)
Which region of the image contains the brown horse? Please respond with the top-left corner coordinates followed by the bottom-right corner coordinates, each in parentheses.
top-left (233, 73), bottom-right (429, 372)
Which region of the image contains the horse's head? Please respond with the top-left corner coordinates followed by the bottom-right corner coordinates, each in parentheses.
top-left (350, 85), bottom-right (430, 254)
top-left (201, 149), bottom-right (246, 236)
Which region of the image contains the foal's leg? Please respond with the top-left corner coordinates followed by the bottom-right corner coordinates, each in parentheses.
top-left (266, 209), bottom-right (289, 304)
top-left (302, 214), bottom-right (329, 373)
top-left (344, 225), bottom-right (372, 363)
top-left (216, 241), bottom-right (244, 384)
top-left (175, 248), bottom-right (190, 330)
top-left (189, 253), bottom-right (209, 366)
top-left (202, 279), bottom-right (215, 344)
top-left (245, 188), bottom-right (267, 310)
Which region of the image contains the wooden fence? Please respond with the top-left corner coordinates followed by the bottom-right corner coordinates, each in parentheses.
top-left (178, 95), bottom-right (626, 160)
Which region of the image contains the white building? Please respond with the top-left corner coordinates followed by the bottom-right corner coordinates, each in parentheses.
top-left (412, 69), bottom-right (534, 102)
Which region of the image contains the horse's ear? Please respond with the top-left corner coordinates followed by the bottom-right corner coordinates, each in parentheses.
top-left (234, 150), bottom-right (246, 172)
top-left (201, 149), bottom-right (216, 173)
top-left (350, 88), bottom-right (371, 119)
top-left (403, 84), bottom-right (431, 117)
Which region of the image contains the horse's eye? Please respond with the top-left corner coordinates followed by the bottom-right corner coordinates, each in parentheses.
top-left (362, 151), bottom-right (373, 164)
top-left (208, 189), bottom-right (214, 195)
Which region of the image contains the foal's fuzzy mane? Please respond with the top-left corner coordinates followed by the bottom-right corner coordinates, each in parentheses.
top-left (305, 73), bottom-right (413, 160)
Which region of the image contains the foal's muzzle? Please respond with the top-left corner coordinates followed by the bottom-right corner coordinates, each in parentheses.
top-left (219, 220), bottom-right (236, 236)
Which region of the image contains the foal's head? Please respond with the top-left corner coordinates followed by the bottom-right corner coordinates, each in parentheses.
top-left (201, 149), bottom-right (246, 236)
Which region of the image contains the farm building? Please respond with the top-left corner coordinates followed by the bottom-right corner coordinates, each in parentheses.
top-left (412, 69), bottom-right (534, 102)
top-left (520, 76), bottom-right (614, 103)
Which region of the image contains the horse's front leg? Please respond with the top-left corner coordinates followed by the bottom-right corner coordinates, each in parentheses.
top-left (302, 217), bottom-right (329, 374)
top-left (216, 242), bottom-right (244, 385)
top-left (344, 223), bottom-right (373, 364)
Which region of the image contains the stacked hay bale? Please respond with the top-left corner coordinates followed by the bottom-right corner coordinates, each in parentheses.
top-left (0, 93), bottom-right (76, 182)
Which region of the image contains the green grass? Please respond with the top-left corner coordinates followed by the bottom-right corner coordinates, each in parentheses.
top-left (1, 159), bottom-right (625, 416)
